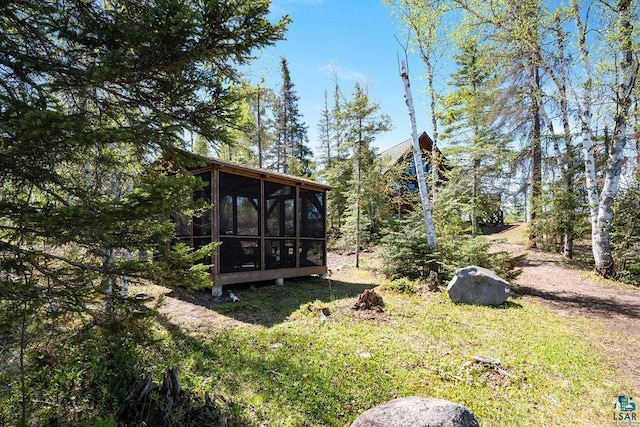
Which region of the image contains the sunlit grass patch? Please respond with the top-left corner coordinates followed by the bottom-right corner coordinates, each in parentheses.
top-left (2, 265), bottom-right (627, 426)
top-left (148, 276), bottom-right (624, 426)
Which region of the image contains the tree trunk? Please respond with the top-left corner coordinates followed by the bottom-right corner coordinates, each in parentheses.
top-left (575, 4), bottom-right (599, 227)
top-left (426, 57), bottom-right (439, 202)
top-left (20, 298), bottom-right (28, 427)
top-left (400, 60), bottom-right (437, 249)
top-left (355, 140), bottom-right (361, 268)
top-left (540, 108), bottom-right (575, 258)
top-left (257, 86), bottom-right (263, 168)
top-left (355, 124), bottom-right (362, 268)
top-left (471, 156), bottom-right (480, 238)
top-left (529, 63), bottom-right (542, 246)
top-left (583, 0), bottom-right (638, 277)
top-left (538, 18), bottom-right (577, 258)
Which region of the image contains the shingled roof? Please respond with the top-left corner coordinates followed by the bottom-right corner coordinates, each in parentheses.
top-left (379, 131), bottom-right (444, 172)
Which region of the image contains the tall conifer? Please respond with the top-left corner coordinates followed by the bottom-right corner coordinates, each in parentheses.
top-left (0, 1), bottom-right (287, 422)
top-left (273, 57), bottom-right (312, 176)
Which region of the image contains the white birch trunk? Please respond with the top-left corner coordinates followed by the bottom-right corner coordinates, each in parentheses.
top-left (577, 0), bottom-right (638, 276)
top-left (400, 60), bottom-right (437, 249)
top-left (581, 114), bottom-right (598, 226)
top-left (593, 53), bottom-right (637, 275)
top-left (575, 8), bottom-right (599, 228)
top-left (121, 250), bottom-right (132, 298)
top-left (575, 0), bottom-right (602, 269)
top-left (593, 129), bottom-right (626, 275)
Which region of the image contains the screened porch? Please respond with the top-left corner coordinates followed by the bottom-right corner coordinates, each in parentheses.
top-left (174, 158), bottom-right (329, 297)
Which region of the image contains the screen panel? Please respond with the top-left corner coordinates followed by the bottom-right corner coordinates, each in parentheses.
top-left (219, 238), bottom-right (260, 273)
top-left (299, 239), bottom-right (325, 267)
top-left (300, 189), bottom-right (325, 238)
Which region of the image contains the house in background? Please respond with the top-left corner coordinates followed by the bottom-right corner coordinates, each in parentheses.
top-left (175, 157), bottom-right (329, 297)
top-left (379, 131), bottom-right (447, 198)
top-left (380, 132), bottom-right (505, 226)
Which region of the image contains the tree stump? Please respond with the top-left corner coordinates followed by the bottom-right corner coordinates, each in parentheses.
top-left (116, 367), bottom-right (223, 425)
top-left (353, 289), bottom-right (384, 312)
top-left (427, 270), bottom-right (439, 292)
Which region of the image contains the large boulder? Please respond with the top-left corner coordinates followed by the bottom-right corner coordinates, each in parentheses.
top-left (447, 266), bottom-right (511, 306)
top-left (350, 397), bottom-right (479, 427)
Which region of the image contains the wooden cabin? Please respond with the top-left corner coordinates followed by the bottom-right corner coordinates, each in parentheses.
top-left (379, 132), bottom-right (448, 205)
top-left (379, 131), bottom-right (447, 189)
top-left (174, 157), bottom-right (330, 297)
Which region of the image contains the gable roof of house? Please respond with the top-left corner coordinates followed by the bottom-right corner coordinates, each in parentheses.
top-left (378, 131), bottom-right (446, 173)
top-left (379, 131), bottom-right (441, 163)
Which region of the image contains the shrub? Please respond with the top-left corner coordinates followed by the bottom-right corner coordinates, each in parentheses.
top-left (611, 179), bottom-right (640, 285)
top-left (381, 230), bottom-right (439, 281)
top-left (379, 277), bottom-right (418, 294)
top-left (382, 212), bottom-right (521, 283)
top-left (438, 236), bottom-right (522, 281)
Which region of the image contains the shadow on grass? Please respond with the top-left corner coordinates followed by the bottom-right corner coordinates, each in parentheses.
top-left (153, 311), bottom-right (378, 426)
top-left (512, 285), bottom-right (640, 319)
top-left (500, 300), bottom-right (523, 309)
top-left (166, 276), bottom-right (373, 327)
top-left (450, 300), bottom-right (523, 309)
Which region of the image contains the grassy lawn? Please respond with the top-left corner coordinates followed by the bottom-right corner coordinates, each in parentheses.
top-left (141, 267), bottom-right (627, 426)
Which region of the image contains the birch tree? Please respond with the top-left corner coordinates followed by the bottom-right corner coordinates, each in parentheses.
top-left (448, 0), bottom-right (586, 257)
top-left (386, 0), bottom-right (448, 195)
top-left (457, 0), bottom-right (638, 274)
top-left (400, 60), bottom-right (437, 248)
top-left (576, 0), bottom-right (640, 276)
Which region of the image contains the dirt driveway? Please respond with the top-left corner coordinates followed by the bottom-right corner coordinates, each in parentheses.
top-left (490, 228), bottom-right (640, 394)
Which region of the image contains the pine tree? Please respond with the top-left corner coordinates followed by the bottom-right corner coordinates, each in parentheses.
top-left (273, 57), bottom-right (313, 176)
top-left (214, 84), bottom-right (258, 164)
top-left (334, 83), bottom-right (391, 266)
top-left (317, 89), bottom-right (335, 172)
top-left (323, 80), bottom-right (351, 233)
top-left (249, 82), bottom-right (277, 168)
top-left (0, 1), bottom-right (287, 422)
top-left (441, 38), bottom-right (512, 237)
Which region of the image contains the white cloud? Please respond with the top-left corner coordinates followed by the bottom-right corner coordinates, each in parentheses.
top-left (320, 61), bottom-right (369, 83)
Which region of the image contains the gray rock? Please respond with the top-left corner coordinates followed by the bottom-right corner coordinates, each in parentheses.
top-left (447, 265), bottom-right (511, 306)
top-left (350, 397), bottom-right (479, 427)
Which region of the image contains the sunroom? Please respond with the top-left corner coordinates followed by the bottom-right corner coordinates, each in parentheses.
top-left (174, 157), bottom-right (329, 297)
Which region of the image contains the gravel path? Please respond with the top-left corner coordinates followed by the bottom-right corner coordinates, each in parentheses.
top-left (490, 232), bottom-right (640, 393)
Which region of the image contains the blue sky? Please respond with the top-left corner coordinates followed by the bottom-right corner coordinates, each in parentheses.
top-left (243, 0), bottom-right (437, 155)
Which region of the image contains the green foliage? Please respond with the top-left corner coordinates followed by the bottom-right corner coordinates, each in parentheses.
top-left (326, 82), bottom-right (392, 249)
top-left (382, 228), bottom-right (439, 281)
top-left (439, 37), bottom-right (513, 237)
top-left (530, 182), bottom-right (588, 253)
top-left (272, 57), bottom-right (313, 176)
top-left (379, 277), bottom-right (418, 294)
top-left (0, 312), bottom-right (152, 425)
top-left (382, 205), bottom-right (520, 282)
top-left (439, 235), bottom-right (522, 281)
top-left (611, 179), bottom-right (640, 285)
top-left (93, 416), bottom-right (117, 427)
top-left (0, 0), bottom-right (287, 424)
top-left (245, 83), bottom-right (278, 168)
top-left (326, 157), bottom-right (353, 237)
